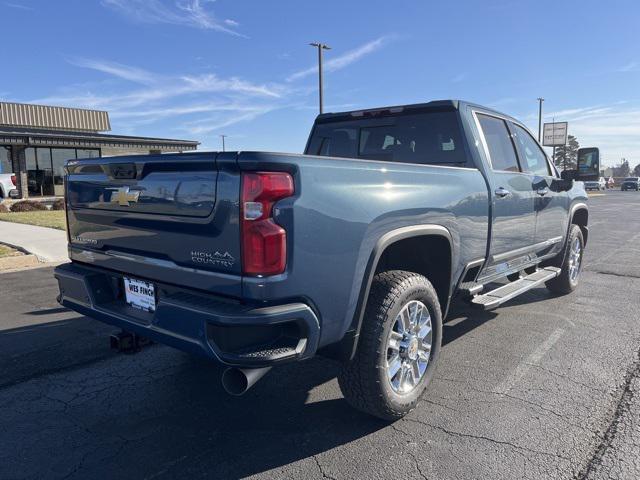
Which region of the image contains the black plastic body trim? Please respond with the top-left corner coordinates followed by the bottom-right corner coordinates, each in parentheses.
top-left (54, 262), bottom-right (320, 367)
top-left (335, 225), bottom-right (453, 362)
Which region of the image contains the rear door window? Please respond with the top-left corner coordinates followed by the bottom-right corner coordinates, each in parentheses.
top-left (476, 114), bottom-right (520, 172)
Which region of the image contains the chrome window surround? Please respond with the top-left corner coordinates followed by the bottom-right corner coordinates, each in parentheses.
top-left (471, 109), bottom-right (557, 178)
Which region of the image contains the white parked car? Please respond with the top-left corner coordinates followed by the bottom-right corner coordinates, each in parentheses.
top-left (584, 177), bottom-right (606, 191)
top-left (0, 173), bottom-right (19, 199)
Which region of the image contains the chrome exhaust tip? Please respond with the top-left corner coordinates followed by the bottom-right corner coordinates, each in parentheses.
top-left (221, 366), bottom-right (272, 396)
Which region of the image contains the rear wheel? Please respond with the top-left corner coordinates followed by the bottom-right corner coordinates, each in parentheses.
top-left (546, 225), bottom-right (584, 294)
top-left (338, 270), bottom-right (442, 420)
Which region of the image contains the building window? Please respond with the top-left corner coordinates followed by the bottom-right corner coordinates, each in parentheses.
top-left (76, 149), bottom-right (100, 159)
top-left (36, 148), bottom-right (53, 196)
top-left (51, 149), bottom-right (76, 196)
top-left (0, 146), bottom-right (11, 175)
top-left (25, 147), bottom-right (100, 197)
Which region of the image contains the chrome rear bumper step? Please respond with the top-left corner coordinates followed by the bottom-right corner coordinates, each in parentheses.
top-left (459, 281), bottom-right (484, 296)
top-left (471, 267), bottom-right (561, 310)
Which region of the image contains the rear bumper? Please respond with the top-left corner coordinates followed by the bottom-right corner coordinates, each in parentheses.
top-left (54, 262), bottom-right (320, 367)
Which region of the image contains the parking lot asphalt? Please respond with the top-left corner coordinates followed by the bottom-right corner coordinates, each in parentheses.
top-left (1, 190), bottom-right (639, 480)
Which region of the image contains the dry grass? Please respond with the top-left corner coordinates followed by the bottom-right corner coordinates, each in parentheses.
top-left (0, 244), bottom-right (21, 258)
top-left (0, 210), bottom-right (66, 230)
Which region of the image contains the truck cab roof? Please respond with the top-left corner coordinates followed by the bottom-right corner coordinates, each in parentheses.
top-left (315, 100), bottom-right (519, 125)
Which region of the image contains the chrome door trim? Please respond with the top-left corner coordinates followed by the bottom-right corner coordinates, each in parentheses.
top-left (491, 236), bottom-right (563, 263)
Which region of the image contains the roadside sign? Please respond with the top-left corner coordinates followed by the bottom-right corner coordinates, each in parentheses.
top-left (542, 122), bottom-right (568, 146)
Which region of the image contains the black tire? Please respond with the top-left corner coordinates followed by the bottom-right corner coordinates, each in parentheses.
top-left (546, 225), bottom-right (584, 294)
top-left (338, 270), bottom-right (442, 420)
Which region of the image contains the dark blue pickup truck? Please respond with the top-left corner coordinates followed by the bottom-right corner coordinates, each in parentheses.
top-left (55, 100), bottom-right (588, 420)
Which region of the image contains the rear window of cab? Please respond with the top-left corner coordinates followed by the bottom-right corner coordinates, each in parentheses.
top-left (306, 111), bottom-right (472, 167)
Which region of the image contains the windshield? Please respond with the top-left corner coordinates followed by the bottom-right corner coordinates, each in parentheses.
top-left (306, 111), bottom-right (470, 166)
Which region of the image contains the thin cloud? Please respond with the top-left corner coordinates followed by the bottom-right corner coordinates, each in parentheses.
top-left (101, 0), bottom-right (248, 37)
top-left (618, 61), bottom-right (639, 72)
top-left (182, 106), bottom-right (278, 135)
top-left (4, 2), bottom-right (34, 11)
top-left (67, 58), bottom-right (157, 85)
top-left (61, 58), bottom-right (283, 100)
top-left (110, 103), bottom-right (266, 119)
top-left (32, 58), bottom-right (289, 138)
top-left (179, 74), bottom-right (283, 98)
top-left (536, 104), bottom-right (640, 167)
top-left (286, 36), bottom-right (393, 82)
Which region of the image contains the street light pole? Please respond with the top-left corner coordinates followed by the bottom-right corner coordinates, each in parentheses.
top-left (219, 134), bottom-right (227, 152)
top-left (537, 97), bottom-right (544, 143)
top-left (309, 42), bottom-right (331, 114)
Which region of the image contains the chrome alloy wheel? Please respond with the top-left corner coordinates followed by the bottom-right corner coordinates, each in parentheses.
top-left (568, 237), bottom-right (582, 282)
top-left (385, 300), bottom-right (433, 394)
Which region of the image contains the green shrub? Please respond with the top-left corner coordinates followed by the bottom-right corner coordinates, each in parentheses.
top-left (10, 200), bottom-right (48, 212)
top-left (51, 198), bottom-right (65, 211)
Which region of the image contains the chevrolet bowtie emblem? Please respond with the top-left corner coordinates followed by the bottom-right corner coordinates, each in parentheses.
top-left (110, 186), bottom-right (141, 206)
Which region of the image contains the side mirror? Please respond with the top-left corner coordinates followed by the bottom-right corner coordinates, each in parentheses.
top-left (560, 170), bottom-right (574, 181)
top-left (552, 178), bottom-right (574, 192)
top-left (576, 148), bottom-right (600, 181)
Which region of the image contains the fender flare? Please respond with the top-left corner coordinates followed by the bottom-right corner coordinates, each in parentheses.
top-left (337, 224), bottom-right (454, 361)
top-left (569, 202), bottom-right (589, 245)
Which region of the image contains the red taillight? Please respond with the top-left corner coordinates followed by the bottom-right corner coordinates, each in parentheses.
top-left (241, 172), bottom-right (294, 276)
top-left (10, 175), bottom-right (16, 187)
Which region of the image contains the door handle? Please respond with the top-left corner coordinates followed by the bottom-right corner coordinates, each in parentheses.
top-left (536, 187), bottom-right (549, 196)
top-left (495, 187), bottom-right (511, 198)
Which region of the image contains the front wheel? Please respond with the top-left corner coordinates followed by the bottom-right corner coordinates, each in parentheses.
top-left (338, 270), bottom-right (442, 420)
top-left (546, 225), bottom-right (584, 294)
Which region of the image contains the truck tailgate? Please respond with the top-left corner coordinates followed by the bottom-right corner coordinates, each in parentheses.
top-left (65, 152), bottom-right (242, 297)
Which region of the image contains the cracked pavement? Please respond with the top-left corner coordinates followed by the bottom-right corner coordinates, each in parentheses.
top-left (1, 191), bottom-right (639, 479)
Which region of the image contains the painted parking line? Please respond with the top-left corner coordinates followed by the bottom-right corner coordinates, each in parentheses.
top-left (493, 328), bottom-right (566, 395)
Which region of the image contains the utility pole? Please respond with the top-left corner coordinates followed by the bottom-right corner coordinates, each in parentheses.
top-left (309, 42), bottom-right (331, 114)
top-left (537, 97), bottom-right (544, 143)
top-left (552, 116), bottom-right (556, 170)
top-left (219, 134), bottom-right (227, 152)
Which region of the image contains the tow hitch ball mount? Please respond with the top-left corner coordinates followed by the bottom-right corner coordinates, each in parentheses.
top-left (110, 330), bottom-right (152, 353)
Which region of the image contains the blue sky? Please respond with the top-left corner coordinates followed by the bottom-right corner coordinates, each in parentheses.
top-left (2, 0), bottom-right (639, 166)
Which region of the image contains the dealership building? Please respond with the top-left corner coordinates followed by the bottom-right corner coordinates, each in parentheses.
top-left (0, 101), bottom-right (199, 199)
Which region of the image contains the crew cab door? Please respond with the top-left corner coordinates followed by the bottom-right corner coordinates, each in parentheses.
top-left (509, 123), bottom-right (568, 253)
top-left (475, 113), bottom-right (537, 275)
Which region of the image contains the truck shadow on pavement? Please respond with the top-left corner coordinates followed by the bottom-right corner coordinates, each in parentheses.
top-left (1, 316), bottom-right (387, 479)
top-left (444, 286), bottom-right (560, 345)
top-left (2, 285), bottom-right (560, 479)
